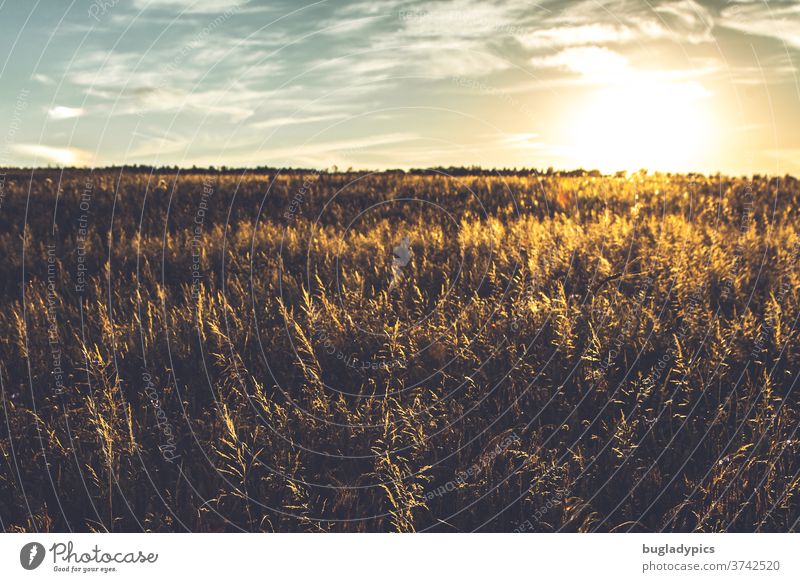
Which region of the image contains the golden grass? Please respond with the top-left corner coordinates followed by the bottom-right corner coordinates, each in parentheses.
top-left (0, 169), bottom-right (798, 532)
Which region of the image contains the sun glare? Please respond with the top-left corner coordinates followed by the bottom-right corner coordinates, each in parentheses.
top-left (566, 74), bottom-right (716, 173)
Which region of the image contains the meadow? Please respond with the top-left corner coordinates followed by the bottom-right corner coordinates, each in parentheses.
top-left (0, 168), bottom-right (798, 532)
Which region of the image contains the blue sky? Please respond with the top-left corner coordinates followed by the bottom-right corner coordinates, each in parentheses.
top-left (0, 0), bottom-right (798, 174)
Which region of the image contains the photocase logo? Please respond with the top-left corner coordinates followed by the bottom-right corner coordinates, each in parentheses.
top-left (389, 236), bottom-right (413, 290)
top-left (20, 542), bottom-right (46, 570)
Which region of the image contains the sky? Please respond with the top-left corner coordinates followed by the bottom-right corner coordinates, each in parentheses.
top-left (0, 0), bottom-right (798, 175)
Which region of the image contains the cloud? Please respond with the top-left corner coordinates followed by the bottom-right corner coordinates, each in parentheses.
top-left (68, 48), bottom-right (287, 122)
top-left (30, 73), bottom-right (53, 85)
top-left (131, 86), bottom-right (262, 121)
top-left (415, 44), bottom-right (512, 77)
top-left (496, 132), bottom-right (546, 150)
top-left (719, 1), bottom-right (800, 49)
top-left (69, 50), bottom-right (170, 90)
top-left (196, 132), bottom-right (420, 168)
top-left (655, 0), bottom-right (713, 31)
top-left (125, 131), bottom-right (190, 160)
top-left (316, 15), bottom-right (381, 36)
top-left (47, 106), bottom-right (86, 120)
top-left (252, 113), bottom-right (349, 130)
top-left (398, 1), bottom-right (527, 40)
top-left (132, 0), bottom-right (248, 13)
top-left (335, 0), bottom-right (533, 80)
top-left (12, 144), bottom-right (92, 166)
top-left (287, 132), bottom-right (419, 157)
top-left (517, 0), bottom-right (714, 49)
top-left (518, 24), bottom-right (639, 48)
top-left (531, 46), bottom-right (629, 80)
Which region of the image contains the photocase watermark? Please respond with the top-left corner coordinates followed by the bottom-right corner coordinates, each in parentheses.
top-left (634, 176), bottom-right (757, 388)
top-left (88, 0), bottom-right (120, 21)
top-left (642, 277), bottom-right (707, 390)
top-left (642, 543), bottom-right (716, 557)
top-left (388, 236), bottom-right (413, 290)
top-left (398, 9), bottom-right (530, 36)
top-left (45, 244), bottom-right (66, 395)
top-left (311, 320), bottom-right (407, 371)
top-left (0, 87), bottom-right (29, 212)
top-left (20, 540), bottom-right (159, 573)
top-left (190, 179), bottom-right (215, 304)
top-left (450, 76), bottom-right (536, 121)
top-left (283, 170), bottom-right (320, 222)
top-left (720, 179), bottom-right (755, 302)
top-left (74, 177), bottom-right (94, 296)
top-left (423, 432), bottom-right (520, 501)
top-left (512, 487), bottom-right (568, 532)
top-left (53, 541), bottom-right (157, 573)
top-left (595, 274), bottom-right (653, 373)
top-left (750, 239), bottom-right (800, 359)
top-left (142, 370), bottom-right (180, 463)
top-left (639, 177), bottom-right (707, 388)
top-left (133, 6), bottom-right (239, 120)
top-left (724, 0), bottom-right (745, 17)
top-left (510, 248), bottom-right (557, 331)
top-left (20, 542), bottom-right (46, 570)
top-left (398, 8), bottom-right (430, 21)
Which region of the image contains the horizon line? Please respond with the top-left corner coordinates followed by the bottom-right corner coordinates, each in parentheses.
top-left (1, 165), bottom-right (797, 180)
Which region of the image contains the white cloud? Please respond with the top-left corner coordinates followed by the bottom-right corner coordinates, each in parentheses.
top-left (131, 86), bottom-right (260, 121)
top-left (531, 46), bottom-right (629, 80)
top-left (518, 24), bottom-right (638, 48)
top-left (399, 0), bottom-right (525, 40)
top-left (497, 132), bottom-right (546, 150)
top-left (289, 132), bottom-right (419, 157)
top-left (655, 0), bottom-right (713, 31)
top-left (719, 1), bottom-right (800, 49)
top-left (47, 106), bottom-right (86, 120)
top-left (341, 0), bottom-right (532, 80)
top-left (12, 144), bottom-right (92, 166)
top-left (126, 131), bottom-right (189, 159)
top-left (517, 0), bottom-right (714, 49)
top-left (30, 73), bottom-right (53, 84)
top-left (197, 132), bottom-right (420, 168)
top-left (69, 50), bottom-right (169, 90)
top-left (252, 113), bottom-right (349, 130)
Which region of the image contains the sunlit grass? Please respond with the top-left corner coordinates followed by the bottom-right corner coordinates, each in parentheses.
top-left (0, 169), bottom-right (798, 532)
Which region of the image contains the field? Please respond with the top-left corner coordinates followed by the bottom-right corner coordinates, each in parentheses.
top-left (0, 168), bottom-right (798, 532)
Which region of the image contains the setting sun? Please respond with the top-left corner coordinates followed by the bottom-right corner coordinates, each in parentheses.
top-left (566, 74), bottom-right (716, 173)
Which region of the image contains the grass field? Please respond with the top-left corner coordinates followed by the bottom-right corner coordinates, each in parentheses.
top-left (1, 168), bottom-right (798, 532)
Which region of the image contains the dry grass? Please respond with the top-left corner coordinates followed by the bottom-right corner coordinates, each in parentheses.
top-left (0, 168), bottom-right (798, 532)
